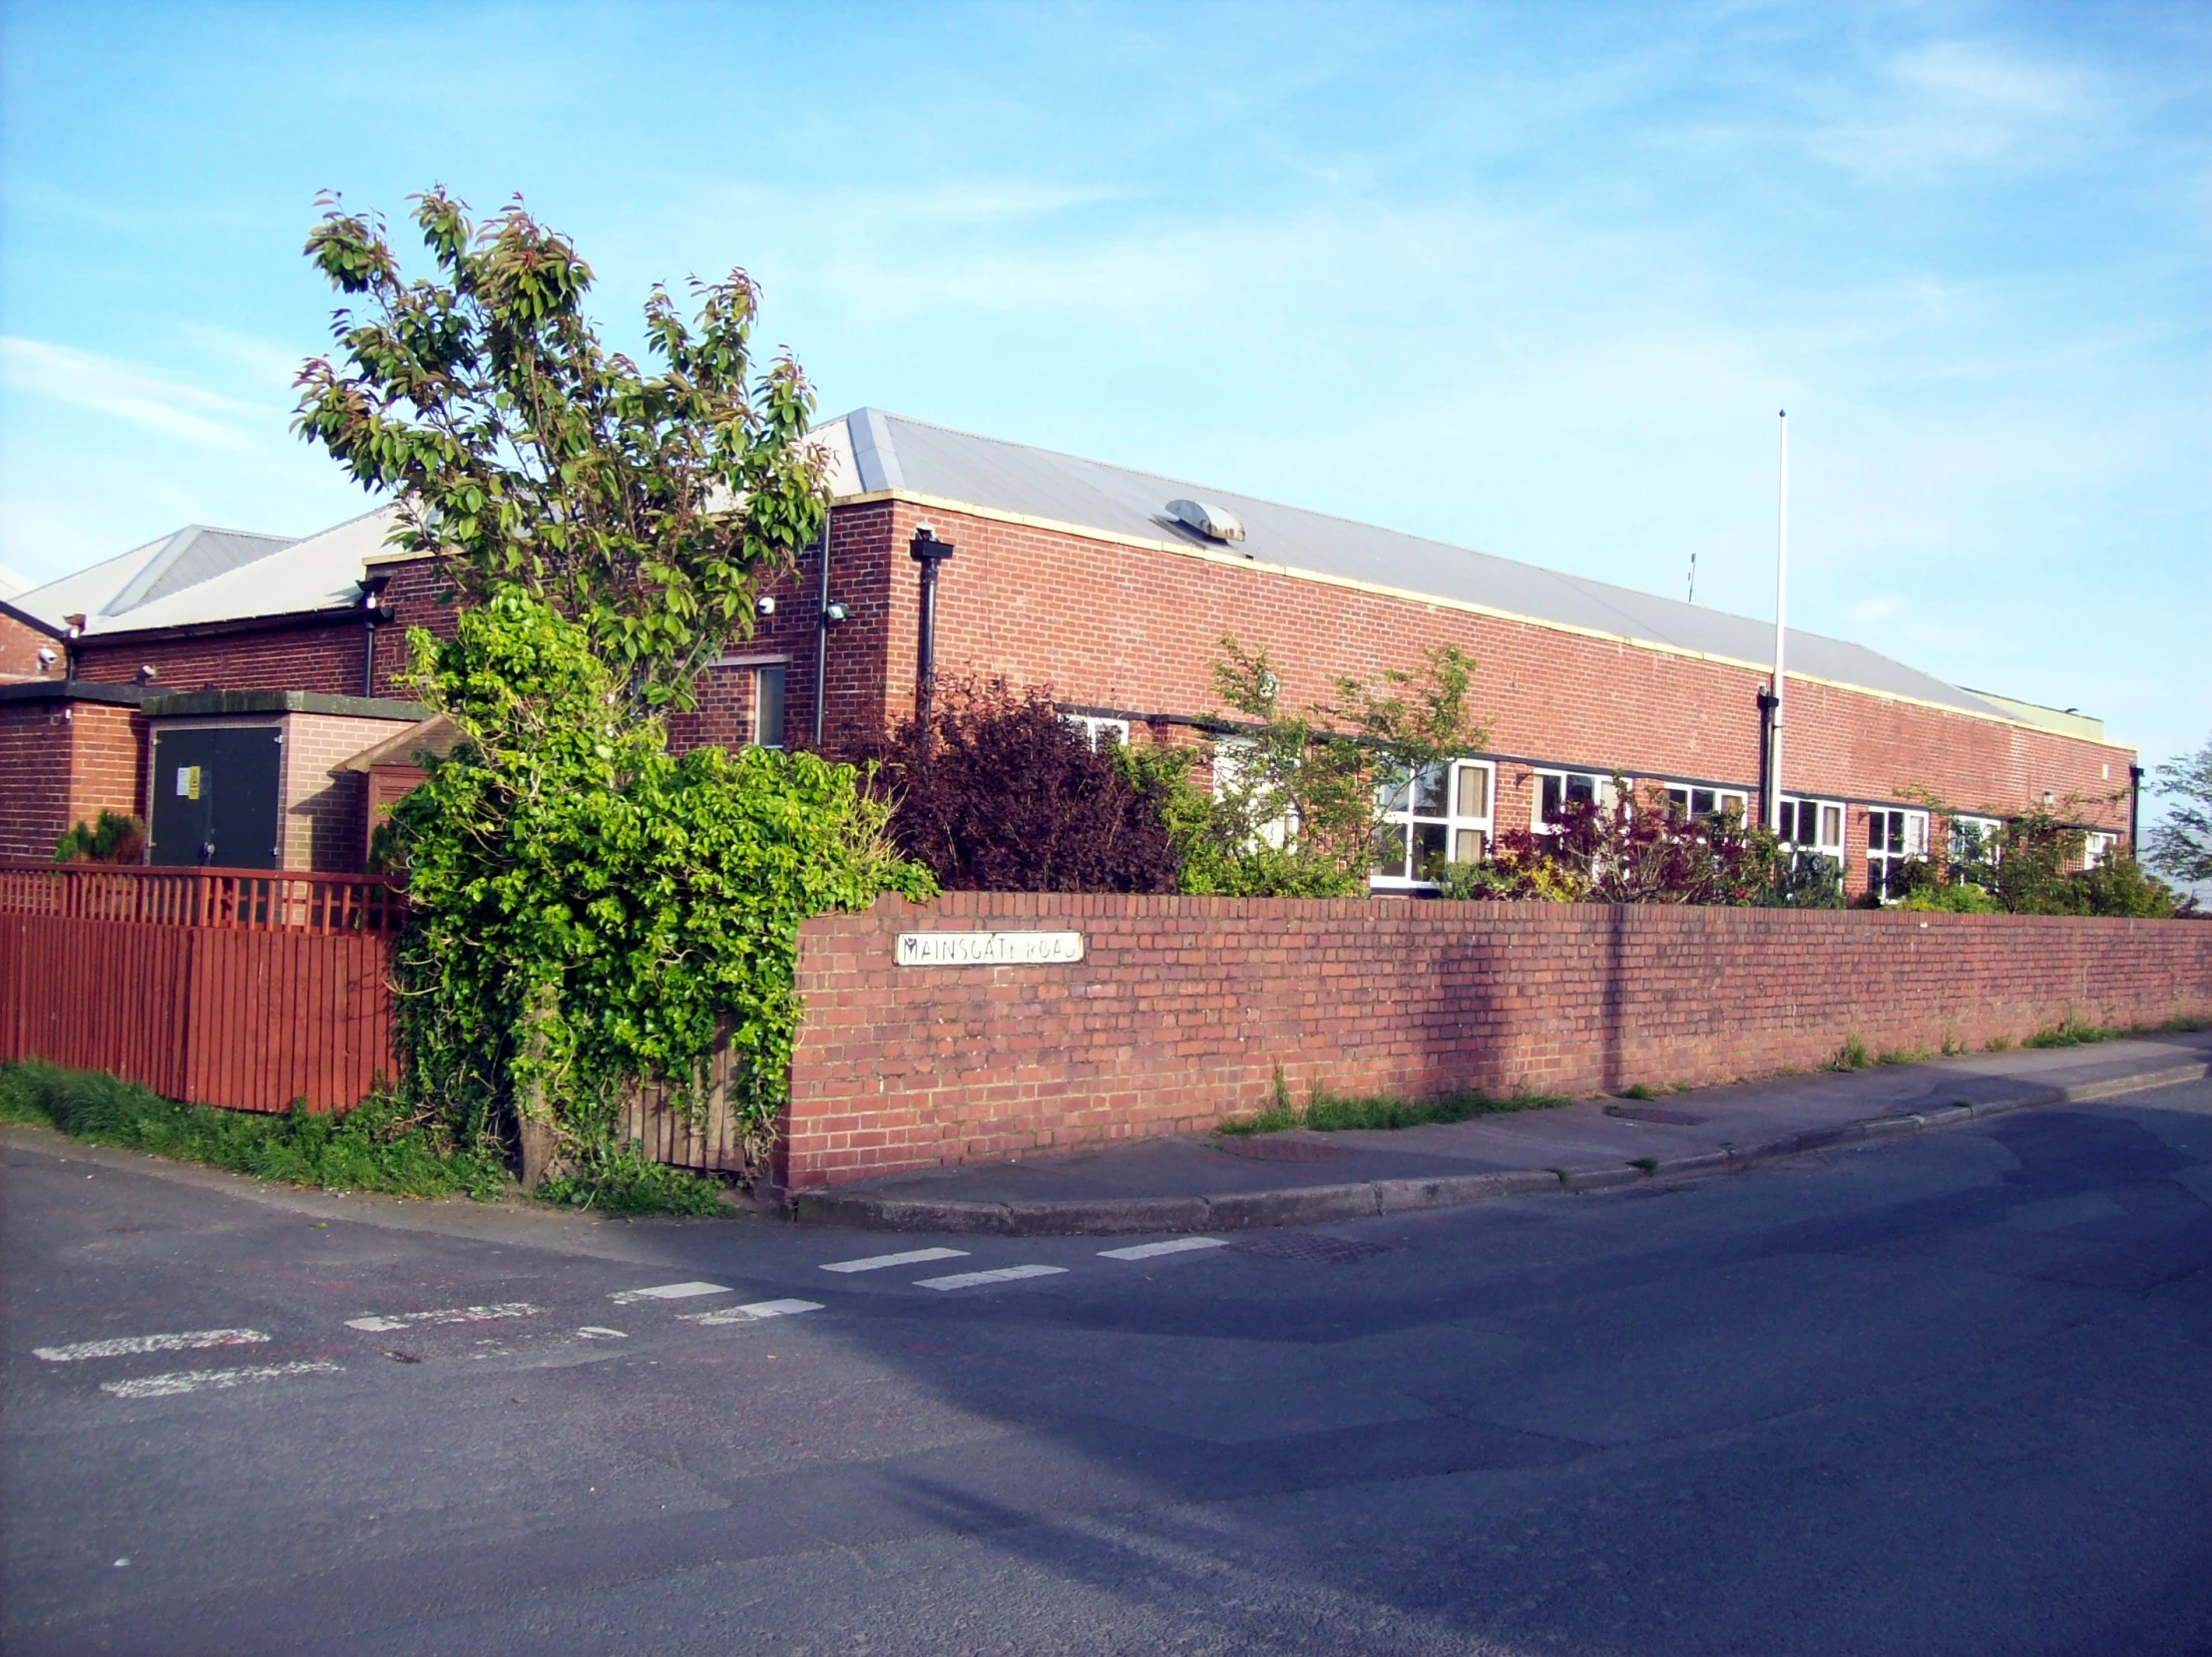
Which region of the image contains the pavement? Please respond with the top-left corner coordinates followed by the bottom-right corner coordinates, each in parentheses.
top-left (791, 1028), bottom-right (2212, 1233)
top-left (7, 1074), bottom-right (2212, 1654)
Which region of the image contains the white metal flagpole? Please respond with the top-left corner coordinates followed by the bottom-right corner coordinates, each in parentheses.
top-left (1770, 410), bottom-right (1789, 835)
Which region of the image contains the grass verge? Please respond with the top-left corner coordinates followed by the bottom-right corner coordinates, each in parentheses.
top-left (0, 1058), bottom-right (732, 1216)
top-left (0, 1058), bottom-right (506, 1199)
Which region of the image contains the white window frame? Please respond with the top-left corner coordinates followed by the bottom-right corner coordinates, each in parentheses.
top-left (1948, 813), bottom-right (2002, 878)
top-left (1533, 769), bottom-right (1620, 834)
top-left (1065, 713), bottom-right (1131, 751)
top-left (1664, 784), bottom-right (1750, 825)
top-left (2083, 831), bottom-right (2116, 869)
top-left (1371, 758), bottom-right (1497, 891)
top-left (1865, 806), bottom-right (1930, 903)
top-left (1777, 794), bottom-right (1846, 859)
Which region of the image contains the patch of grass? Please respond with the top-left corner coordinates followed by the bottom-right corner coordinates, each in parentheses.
top-left (0, 1059), bottom-right (506, 1199)
top-left (535, 1143), bottom-right (727, 1218)
top-left (1823, 1038), bottom-right (1872, 1072)
top-left (1877, 1046), bottom-right (1931, 1066)
top-left (1617, 1082), bottom-right (1656, 1100)
top-left (1941, 1034), bottom-right (1967, 1057)
top-left (1217, 1073), bottom-right (1571, 1136)
top-left (2025, 1015), bottom-right (2123, 1049)
top-left (1986, 1036), bottom-right (2013, 1052)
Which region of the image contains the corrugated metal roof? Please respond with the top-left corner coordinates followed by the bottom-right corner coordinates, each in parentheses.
top-left (89, 508), bottom-right (395, 634)
top-left (816, 408), bottom-right (2021, 723)
top-left (13, 523), bottom-right (297, 631)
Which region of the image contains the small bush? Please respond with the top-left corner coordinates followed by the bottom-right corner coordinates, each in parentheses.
top-left (2025, 1016), bottom-right (2120, 1049)
top-left (54, 810), bottom-right (146, 865)
top-left (0, 1059), bottom-right (506, 1199)
top-left (877, 677), bottom-right (1182, 893)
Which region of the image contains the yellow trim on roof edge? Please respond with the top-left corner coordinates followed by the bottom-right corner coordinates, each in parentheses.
top-left (850, 490), bottom-right (2129, 751)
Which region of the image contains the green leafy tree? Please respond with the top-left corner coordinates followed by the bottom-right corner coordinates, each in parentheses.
top-left (386, 593), bottom-right (933, 1181)
top-left (2146, 736), bottom-right (2212, 886)
top-left (1175, 637), bottom-right (1489, 897)
top-left (294, 189), bottom-right (827, 706)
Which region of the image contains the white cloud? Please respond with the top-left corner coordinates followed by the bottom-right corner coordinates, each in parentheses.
top-left (0, 337), bottom-right (272, 454)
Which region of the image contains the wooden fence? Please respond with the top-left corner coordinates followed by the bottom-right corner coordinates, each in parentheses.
top-left (0, 861), bottom-right (403, 1112)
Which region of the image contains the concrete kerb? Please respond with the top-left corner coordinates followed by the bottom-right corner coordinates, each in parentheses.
top-left (783, 1055), bottom-right (2212, 1236)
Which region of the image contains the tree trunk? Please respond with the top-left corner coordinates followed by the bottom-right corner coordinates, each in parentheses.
top-left (515, 986), bottom-right (560, 1190)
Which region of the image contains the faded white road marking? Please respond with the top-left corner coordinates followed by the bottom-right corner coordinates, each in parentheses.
top-left (36, 1330), bottom-right (269, 1363)
top-left (678, 1299), bottom-right (824, 1326)
top-left (610, 1281), bottom-right (730, 1304)
top-left (102, 1361), bottom-right (342, 1400)
top-left (915, 1264), bottom-right (1069, 1291)
top-left (820, 1248), bottom-right (969, 1274)
top-left (576, 1326), bottom-right (629, 1340)
top-left (1098, 1237), bottom-right (1230, 1262)
top-left (345, 1302), bottom-right (543, 1333)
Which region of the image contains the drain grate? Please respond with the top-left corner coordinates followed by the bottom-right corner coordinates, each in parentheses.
top-left (1604, 1103), bottom-right (1709, 1126)
top-left (1231, 1232), bottom-right (1394, 1265)
top-left (1208, 1135), bottom-right (1349, 1163)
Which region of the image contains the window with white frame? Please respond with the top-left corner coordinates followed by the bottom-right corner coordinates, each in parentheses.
top-left (1064, 713), bottom-right (1131, 751)
top-left (753, 664), bottom-right (786, 749)
top-left (1533, 769), bottom-right (1617, 832)
top-left (2083, 831), bottom-right (2116, 869)
top-left (1777, 795), bottom-right (1846, 859)
top-left (1665, 784), bottom-right (1750, 825)
top-left (1865, 807), bottom-right (1929, 902)
top-left (1948, 813), bottom-right (2001, 882)
top-left (1372, 759), bottom-right (1496, 888)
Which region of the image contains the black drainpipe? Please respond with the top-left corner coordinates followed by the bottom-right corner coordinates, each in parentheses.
top-left (359, 576), bottom-right (391, 698)
top-left (2129, 763), bottom-right (2144, 856)
top-left (1755, 685), bottom-right (1780, 828)
top-left (812, 523), bottom-right (833, 749)
top-left (909, 526), bottom-right (956, 733)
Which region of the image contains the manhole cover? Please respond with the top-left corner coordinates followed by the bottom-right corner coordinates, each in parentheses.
top-left (1208, 1135), bottom-right (1349, 1163)
top-left (1604, 1103), bottom-right (1708, 1126)
top-left (1230, 1233), bottom-right (1393, 1265)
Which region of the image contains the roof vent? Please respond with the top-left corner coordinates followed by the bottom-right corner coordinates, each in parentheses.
top-left (1166, 499), bottom-right (1246, 544)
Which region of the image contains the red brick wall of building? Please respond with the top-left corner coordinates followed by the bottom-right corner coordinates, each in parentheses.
top-left (0, 698), bottom-right (146, 859)
top-left (830, 499), bottom-right (2133, 894)
top-left (783, 892), bottom-right (2212, 1188)
top-left (75, 625), bottom-right (369, 698)
top-left (0, 611), bottom-right (58, 681)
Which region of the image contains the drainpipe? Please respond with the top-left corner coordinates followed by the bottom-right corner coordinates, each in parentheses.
top-left (2128, 763), bottom-right (2143, 856)
top-left (811, 521), bottom-right (843, 750)
top-left (909, 525), bottom-right (956, 733)
top-left (359, 575), bottom-right (390, 698)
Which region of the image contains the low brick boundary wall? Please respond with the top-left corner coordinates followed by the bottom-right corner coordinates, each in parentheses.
top-left (782, 894), bottom-right (2212, 1188)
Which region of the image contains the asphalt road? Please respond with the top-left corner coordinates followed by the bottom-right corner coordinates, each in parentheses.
top-left (6, 1083), bottom-right (2211, 1656)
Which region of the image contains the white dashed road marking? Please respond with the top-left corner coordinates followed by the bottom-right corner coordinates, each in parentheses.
top-left (102, 1362), bottom-right (343, 1400)
top-left (820, 1248), bottom-right (969, 1274)
top-left (345, 1303), bottom-right (543, 1333)
top-left (576, 1327), bottom-right (629, 1340)
top-left (677, 1299), bottom-right (824, 1326)
top-left (610, 1282), bottom-right (730, 1304)
top-left (1098, 1237), bottom-right (1231, 1261)
top-left (36, 1330), bottom-right (270, 1363)
top-left (915, 1265), bottom-right (1070, 1291)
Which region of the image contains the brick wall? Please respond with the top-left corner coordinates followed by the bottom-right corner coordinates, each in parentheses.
top-left (277, 713), bottom-right (417, 870)
top-left (76, 624), bottom-right (368, 698)
top-left (0, 612), bottom-right (57, 680)
top-left (850, 500), bottom-right (2135, 895)
top-left (782, 892), bottom-right (2212, 1187)
top-left (0, 698), bottom-right (145, 859)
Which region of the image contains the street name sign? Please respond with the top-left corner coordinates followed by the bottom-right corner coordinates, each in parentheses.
top-left (895, 931), bottom-right (1086, 968)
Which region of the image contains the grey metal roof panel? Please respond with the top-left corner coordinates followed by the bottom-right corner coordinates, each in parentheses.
top-left (106, 525), bottom-right (296, 615)
top-left (853, 410), bottom-right (2017, 723)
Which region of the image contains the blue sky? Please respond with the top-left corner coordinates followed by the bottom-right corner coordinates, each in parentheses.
top-left (1, 1), bottom-right (2205, 799)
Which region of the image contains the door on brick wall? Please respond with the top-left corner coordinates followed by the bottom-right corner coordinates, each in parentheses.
top-left (149, 727), bottom-right (281, 868)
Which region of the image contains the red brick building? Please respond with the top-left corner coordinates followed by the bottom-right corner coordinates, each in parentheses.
top-left (2, 411), bottom-right (2136, 892)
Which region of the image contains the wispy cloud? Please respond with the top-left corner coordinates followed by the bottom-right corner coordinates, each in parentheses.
top-left (0, 337), bottom-right (272, 453)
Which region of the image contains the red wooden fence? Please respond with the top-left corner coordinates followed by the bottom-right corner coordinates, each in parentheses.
top-left (0, 862), bottom-right (403, 1112)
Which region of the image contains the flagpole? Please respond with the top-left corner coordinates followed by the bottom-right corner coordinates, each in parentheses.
top-left (1770, 410), bottom-right (1789, 835)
